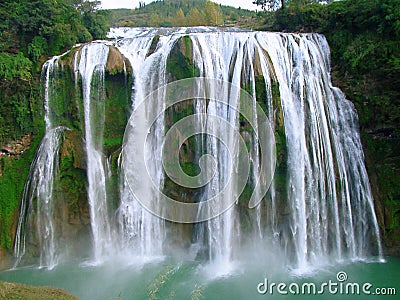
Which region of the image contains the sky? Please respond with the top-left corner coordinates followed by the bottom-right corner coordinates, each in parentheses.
top-left (100, 0), bottom-right (257, 11)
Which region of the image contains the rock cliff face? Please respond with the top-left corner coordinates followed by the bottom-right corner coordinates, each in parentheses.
top-left (363, 134), bottom-right (400, 256)
top-left (331, 71), bottom-right (400, 256)
top-left (1, 134), bottom-right (32, 158)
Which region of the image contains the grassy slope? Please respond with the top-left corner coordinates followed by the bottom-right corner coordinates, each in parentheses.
top-left (0, 281), bottom-right (78, 300)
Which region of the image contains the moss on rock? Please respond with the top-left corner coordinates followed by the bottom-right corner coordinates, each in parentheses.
top-left (147, 35), bottom-right (160, 57)
top-left (0, 135), bottom-right (41, 250)
top-left (58, 130), bottom-right (87, 214)
top-left (166, 35), bottom-right (199, 80)
top-left (103, 71), bottom-right (132, 155)
top-left (363, 134), bottom-right (400, 255)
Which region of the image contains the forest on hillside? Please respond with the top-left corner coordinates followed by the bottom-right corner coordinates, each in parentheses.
top-left (0, 0), bottom-right (108, 143)
top-left (108, 0), bottom-right (257, 27)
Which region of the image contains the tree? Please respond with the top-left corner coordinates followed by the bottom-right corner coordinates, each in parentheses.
top-left (0, 0), bottom-right (111, 145)
top-left (149, 13), bottom-right (161, 27)
top-left (71, 0), bottom-right (109, 39)
top-left (205, 1), bottom-right (223, 25)
top-left (3, 0), bottom-right (109, 56)
top-left (253, 0), bottom-right (284, 11)
top-left (174, 8), bottom-right (187, 27)
top-left (188, 8), bottom-right (204, 26)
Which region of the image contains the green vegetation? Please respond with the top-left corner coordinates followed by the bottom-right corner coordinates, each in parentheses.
top-left (46, 65), bottom-right (81, 131)
top-left (103, 137), bottom-right (123, 148)
top-left (0, 53), bottom-right (32, 82)
top-left (253, 0), bottom-right (285, 11)
top-left (0, 138), bottom-right (41, 249)
top-left (166, 49), bottom-right (200, 80)
top-left (180, 162), bottom-right (201, 177)
top-left (0, 0), bottom-right (109, 144)
top-left (166, 36), bottom-right (200, 80)
top-left (0, 0), bottom-right (110, 252)
top-left (57, 135), bottom-right (87, 216)
top-left (108, 0), bottom-right (257, 27)
top-left (104, 71), bottom-right (132, 154)
top-left (0, 0), bottom-right (108, 58)
top-left (0, 281), bottom-right (78, 300)
top-left (364, 134), bottom-right (400, 251)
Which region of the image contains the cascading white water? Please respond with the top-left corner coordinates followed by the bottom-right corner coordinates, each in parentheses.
top-left (14, 57), bottom-right (66, 270)
top-left (16, 42), bottom-right (118, 267)
top-left (116, 30), bottom-right (184, 257)
top-left (114, 28), bottom-right (382, 270)
top-left (255, 33), bottom-right (384, 269)
top-left (13, 127), bottom-right (65, 270)
top-left (15, 27), bottom-right (383, 272)
top-left (77, 43), bottom-right (112, 262)
top-left (118, 27), bottom-right (381, 269)
top-left (188, 33), bottom-right (248, 268)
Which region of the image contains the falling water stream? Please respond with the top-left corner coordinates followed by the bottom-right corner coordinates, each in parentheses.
top-left (78, 43), bottom-right (113, 263)
top-left (6, 27), bottom-right (390, 299)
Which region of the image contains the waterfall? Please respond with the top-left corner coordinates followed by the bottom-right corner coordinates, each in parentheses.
top-left (77, 43), bottom-right (112, 262)
top-left (114, 28), bottom-right (383, 268)
top-left (255, 33), bottom-right (384, 268)
top-left (188, 33), bottom-right (248, 268)
top-left (14, 57), bottom-right (66, 270)
top-left (116, 30), bottom-right (184, 257)
top-left (14, 27), bottom-right (383, 271)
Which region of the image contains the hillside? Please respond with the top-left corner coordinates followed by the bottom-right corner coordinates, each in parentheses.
top-left (107, 0), bottom-right (261, 28)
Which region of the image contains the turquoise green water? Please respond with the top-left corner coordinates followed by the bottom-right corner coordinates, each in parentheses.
top-left (1, 257), bottom-right (399, 299)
